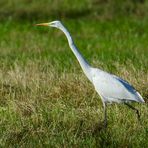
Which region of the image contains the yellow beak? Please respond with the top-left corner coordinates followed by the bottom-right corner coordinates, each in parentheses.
top-left (35, 23), bottom-right (49, 26)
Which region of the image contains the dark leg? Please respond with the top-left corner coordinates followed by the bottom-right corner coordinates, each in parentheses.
top-left (124, 103), bottom-right (140, 120)
top-left (103, 102), bottom-right (107, 128)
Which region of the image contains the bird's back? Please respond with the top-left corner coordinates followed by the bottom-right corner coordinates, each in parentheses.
top-left (91, 68), bottom-right (144, 103)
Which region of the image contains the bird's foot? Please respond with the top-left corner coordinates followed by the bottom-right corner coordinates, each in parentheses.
top-left (136, 110), bottom-right (141, 121)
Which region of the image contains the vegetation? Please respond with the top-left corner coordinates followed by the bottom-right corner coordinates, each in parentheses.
top-left (0, 0), bottom-right (148, 147)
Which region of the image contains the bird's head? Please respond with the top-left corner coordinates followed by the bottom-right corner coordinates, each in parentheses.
top-left (35, 20), bottom-right (63, 29)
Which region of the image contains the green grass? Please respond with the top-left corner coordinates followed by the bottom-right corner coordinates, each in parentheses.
top-left (0, 16), bottom-right (148, 147)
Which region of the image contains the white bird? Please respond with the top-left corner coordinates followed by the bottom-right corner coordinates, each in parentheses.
top-left (36, 20), bottom-right (145, 127)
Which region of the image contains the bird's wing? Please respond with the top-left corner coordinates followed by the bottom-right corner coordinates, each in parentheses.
top-left (113, 75), bottom-right (144, 102)
top-left (91, 68), bottom-right (144, 103)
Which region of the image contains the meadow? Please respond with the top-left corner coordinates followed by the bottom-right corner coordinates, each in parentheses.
top-left (0, 0), bottom-right (148, 147)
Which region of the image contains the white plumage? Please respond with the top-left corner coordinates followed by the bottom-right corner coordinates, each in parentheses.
top-left (36, 20), bottom-right (145, 127)
top-left (91, 68), bottom-right (144, 103)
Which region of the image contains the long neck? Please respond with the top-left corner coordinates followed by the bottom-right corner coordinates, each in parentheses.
top-left (59, 26), bottom-right (92, 82)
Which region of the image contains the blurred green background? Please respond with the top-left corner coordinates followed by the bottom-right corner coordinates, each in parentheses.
top-left (0, 0), bottom-right (148, 21)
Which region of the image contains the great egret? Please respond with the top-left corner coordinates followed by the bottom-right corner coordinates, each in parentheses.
top-left (36, 20), bottom-right (145, 127)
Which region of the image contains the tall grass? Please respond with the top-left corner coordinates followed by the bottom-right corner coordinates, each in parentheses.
top-left (0, 1), bottom-right (148, 147)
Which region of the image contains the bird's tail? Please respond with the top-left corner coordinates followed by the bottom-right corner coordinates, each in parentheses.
top-left (136, 91), bottom-right (145, 103)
